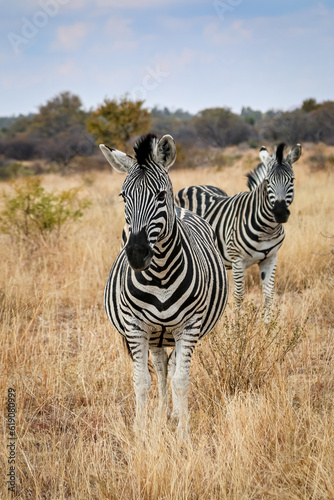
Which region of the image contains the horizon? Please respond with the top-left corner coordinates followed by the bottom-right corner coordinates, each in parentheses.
top-left (0, 94), bottom-right (321, 120)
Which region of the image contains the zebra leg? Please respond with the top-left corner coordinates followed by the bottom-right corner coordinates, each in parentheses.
top-left (259, 254), bottom-right (278, 324)
top-left (232, 260), bottom-right (246, 315)
top-left (167, 348), bottom-right (176, 379)
top-left (128, 336), bottom-right (151, 430)
top-left (171, 329), bottom-right (200, 437)
top-left (150, 346), bottom-right (168, 415)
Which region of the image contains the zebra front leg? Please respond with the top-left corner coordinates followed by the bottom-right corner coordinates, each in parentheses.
top-left (171, 327), bottom-right (200, 438)
top-left (232, 260), bottom-right (246, 317)
top-left (128, 335), bottom-right (151, 431)
top-left (259, 254), bottom-right (278, 324)
top-left (150, 346), bottom-right (168, 416)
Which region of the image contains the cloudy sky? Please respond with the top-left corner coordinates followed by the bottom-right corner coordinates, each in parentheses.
top-left (1, 0), bottom-right (333, 116)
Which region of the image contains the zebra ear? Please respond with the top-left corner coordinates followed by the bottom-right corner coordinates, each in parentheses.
top-left (99, 144), bottom-right (135, 173)
top-left (286, 144), bottom-right (302, 165)
top-left (156, 135), bottom-right (177, 170)
top-left (259, 146), bottom-right (270, 167)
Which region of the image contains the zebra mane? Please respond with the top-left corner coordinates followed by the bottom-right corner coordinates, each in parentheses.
top-left (246, 162), bottom-right (269, 191)
top-left (275, 143), bottom-right (285, 164)
top-left (133, 133), bottom-right (158, 165)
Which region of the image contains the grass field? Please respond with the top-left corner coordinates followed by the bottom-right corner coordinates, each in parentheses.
top-left (1, 144), bottom-right (334, 499)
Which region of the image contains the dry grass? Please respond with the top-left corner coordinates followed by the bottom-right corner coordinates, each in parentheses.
top-left (1, 144), bottom-right (334, 499)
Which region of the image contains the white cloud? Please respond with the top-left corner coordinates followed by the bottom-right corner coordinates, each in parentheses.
top-left (203, 18), bottom-right (253, 46)
top-left (58, 59), bottom-right (80, 76)
top-left (104, 16), bottom-right (138, 51)
top-left (54, 22), bottom-right (92, 51)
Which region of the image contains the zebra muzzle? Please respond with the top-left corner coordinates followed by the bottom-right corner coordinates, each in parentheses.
top-left (125, 228), bottom-right (154, 271)
top-left (272, 200), bottom-right (290, 223)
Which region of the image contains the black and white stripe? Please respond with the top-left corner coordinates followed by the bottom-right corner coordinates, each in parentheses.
top-left (100, 134), bottom-right (228, 434)
top-left (175, 143), bottom-right (301, 323)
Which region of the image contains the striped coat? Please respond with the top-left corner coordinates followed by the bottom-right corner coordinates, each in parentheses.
top-left (100, 134), bottom-right (228, 435)
top-left (175, 143), bottom-right (301, 322)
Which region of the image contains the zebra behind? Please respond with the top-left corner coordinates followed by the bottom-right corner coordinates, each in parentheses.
top-left (175, 143), bottom-right (301, 323)
top-left (100, 134), bottom-right (228, 435)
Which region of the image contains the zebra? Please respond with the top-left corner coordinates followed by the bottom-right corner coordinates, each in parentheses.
top-left (175, 143), bottom-right (302, 323)
top-left (99, 133), bottom-right (228, 435)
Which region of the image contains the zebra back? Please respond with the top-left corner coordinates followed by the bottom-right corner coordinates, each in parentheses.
top-left (175, 184), bottom-right (228, 218)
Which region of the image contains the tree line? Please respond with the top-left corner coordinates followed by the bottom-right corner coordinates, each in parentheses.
top-left (1, 92), bottom-right (333, 176)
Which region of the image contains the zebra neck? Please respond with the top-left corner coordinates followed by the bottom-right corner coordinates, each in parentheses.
top-left (149, 219), bottom-right (184, 278)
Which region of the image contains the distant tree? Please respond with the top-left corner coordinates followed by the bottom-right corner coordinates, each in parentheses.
top-left (1, 92), bottom-right (94, 169)
top-left (261, 101), bottom-right (334, 145)
top-left (262, 109), bottom-right (283, 120)
top-left (30, 91), bottom-right (86, 137)
top-left (150, 106), bottom-right (196, 146)
top-left (0, 139), bottom-right (37, 160)
top-left (151, 106), bottom-right (193, 121)
top-left (301, 98), bottom-right (319, 113)
top-left (262, 110), bottom-right (305, 144)
top-left (194, 107), bottom-right (252, 147)
top-left (312, 101), bottom-right (334, 144)
top-left (86, 95), bottom-right (151, 151)
top-left (241, 106), bottom-right (262, 125)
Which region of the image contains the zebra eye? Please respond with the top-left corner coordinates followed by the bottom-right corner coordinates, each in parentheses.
top-left (119, 192), bottom-right (126, 202)
top-left (156, 191), bottom-right (166, 202)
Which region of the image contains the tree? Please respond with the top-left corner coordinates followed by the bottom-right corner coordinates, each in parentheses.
top-left (1, 92), bottom-right (95, 169)
top-left (301, 98), bottom-right (319, 113)
top-left (241, 106), bottom-right (263, 125)
top-left (86, 95), bottom-right (151, 151)
top-left (262, 110), bottom-right (306, 144)
top-left (30, 91), bottom-right (86, 137)
top-left (194, 107), bottom-right (252, 147)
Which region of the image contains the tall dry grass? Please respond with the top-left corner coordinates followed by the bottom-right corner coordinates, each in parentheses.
top-left (1, 144), bottom-right (333, 499)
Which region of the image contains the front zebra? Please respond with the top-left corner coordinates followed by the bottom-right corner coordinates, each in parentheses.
top-left (175, 143), bottom-right (301, 323)
top-left (100, 134), bottom-right (228, 435)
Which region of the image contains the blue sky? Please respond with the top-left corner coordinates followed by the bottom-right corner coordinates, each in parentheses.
top-left (1, 0), bottom-right (333, 116)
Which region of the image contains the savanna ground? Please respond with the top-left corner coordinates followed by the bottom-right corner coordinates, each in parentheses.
top-left (1, 143), bottom-right (334, 499)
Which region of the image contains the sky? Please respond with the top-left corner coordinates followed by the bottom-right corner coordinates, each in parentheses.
top-left (1, 0), bottom-right (334, 116)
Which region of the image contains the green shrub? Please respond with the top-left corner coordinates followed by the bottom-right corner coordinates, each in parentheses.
top-left (0, 177), bottom-right (91, 245)
top-left (248, 140), bottom-right (259, 149)
top-left (0, 162), bottom-right (34, 180)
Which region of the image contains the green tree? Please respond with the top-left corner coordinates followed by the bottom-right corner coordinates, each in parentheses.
top-left (301, 98), bottom-right (319, 113)
top-left (86, 95), bottom-right (151, 151)
top-left (241, 106), bottom-right (263, 125)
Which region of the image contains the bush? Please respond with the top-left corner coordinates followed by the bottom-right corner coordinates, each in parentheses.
top-left (213, 153), bottom-right (242, 170)
top-left (195, 302), bottom-right (306, 396)
top-left (308, 144), bottom-right (334, 172)
top-left (0, 139), bottom-right (37, 160)
top-left (0, 177), bottom-right (91, 245)
top-left (0, 162), bottom-right (34, 180)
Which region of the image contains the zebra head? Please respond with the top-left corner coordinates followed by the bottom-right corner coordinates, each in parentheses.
top-left (99, 134), bottom-right (177, 271)
top-left (260, 143), bottom-right (302, 223)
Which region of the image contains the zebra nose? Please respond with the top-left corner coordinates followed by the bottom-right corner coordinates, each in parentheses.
top-left (272, 199), bottom-right (290, 223)
top-left (125, 228), bottom-right (153, 271)
top-left (126, 244), bottom-right (153, 271)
